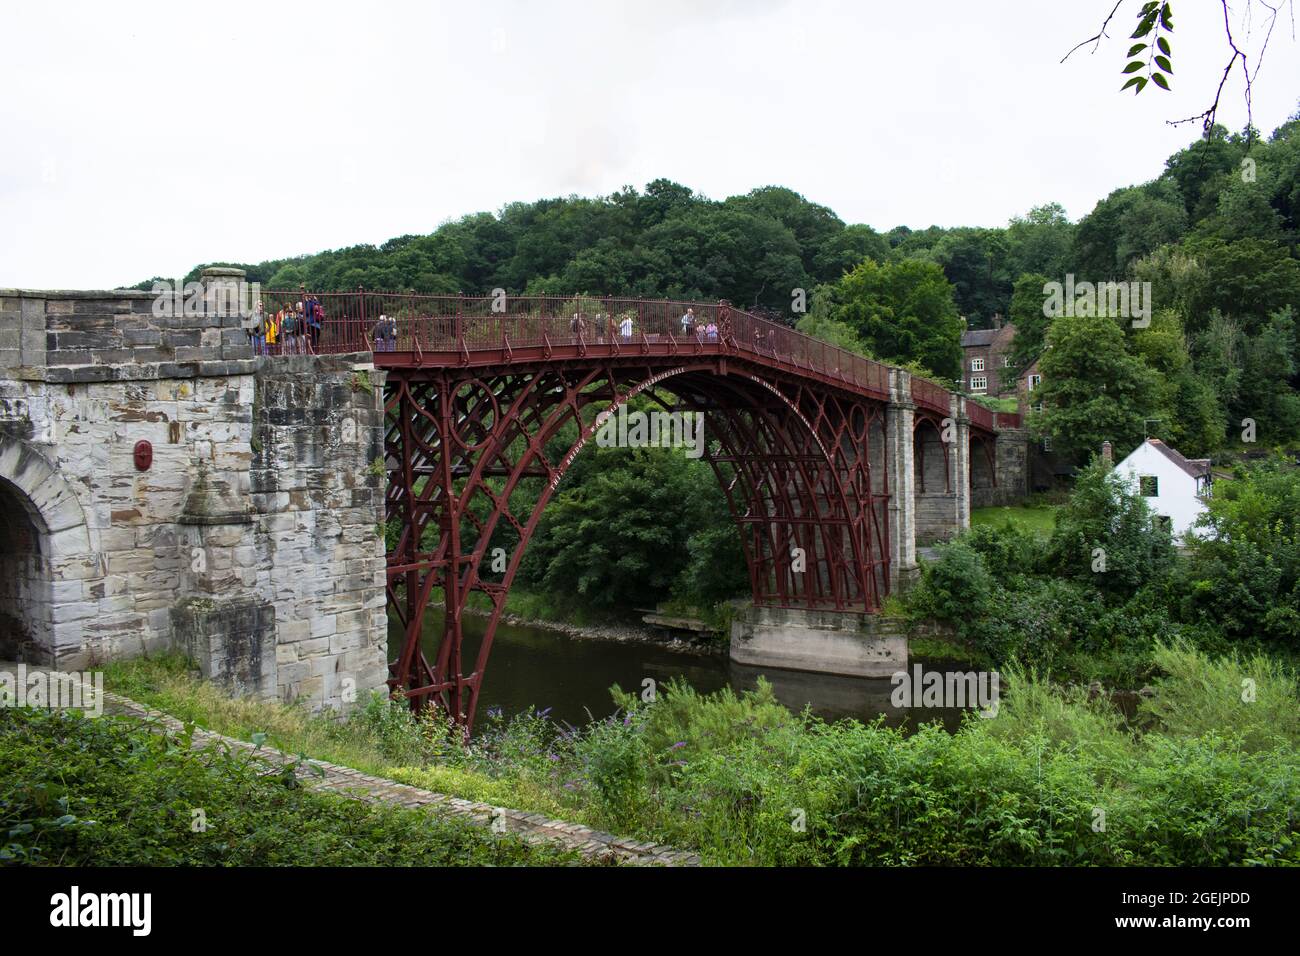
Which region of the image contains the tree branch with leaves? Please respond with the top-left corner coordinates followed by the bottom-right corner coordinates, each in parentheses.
top-left (1064, 0), bottom-right (1295, 140)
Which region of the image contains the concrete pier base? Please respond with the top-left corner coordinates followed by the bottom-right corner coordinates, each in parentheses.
top-left (729, 605), bottom-right (907, 678)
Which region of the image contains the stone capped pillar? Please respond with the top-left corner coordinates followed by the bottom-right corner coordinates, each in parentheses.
top-left (0, 292), bottom-right (47, 375)
top-left (953, 395), bottom-right (971, 532)
top-left (886, 369), bottom-right (917, 593)
top-left (199, 266), bottom-right (255, 361)
top-left (171, 461), bottom-right (276, 699)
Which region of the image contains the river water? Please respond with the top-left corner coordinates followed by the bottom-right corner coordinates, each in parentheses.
top-left (388, 610), bottom-right (969, 733)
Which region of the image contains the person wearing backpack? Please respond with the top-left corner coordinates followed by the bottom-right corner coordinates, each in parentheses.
top-left (306, 296), bottom-right (323, 352)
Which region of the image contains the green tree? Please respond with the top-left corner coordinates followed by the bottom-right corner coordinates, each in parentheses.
top-left (927, 227), bottom-right (1011, 324)
top-left (1179, 237), bottom-right (1300, 336)
top-left (1034, 313), bottom-right (1160, 464)
top-left (1005, 271), bottom-right (1052, 379)
top-left (811, 224), bottom-right (890, 283)
top-left (1073, 182), bottom-right (1188, 278)
top-left (1177, 461), bottom-right (1300, 646)
top-left (1047, 457), bottom-right (1175, 599)
top-left (830, 258), bottom-right (963, 380)
top-left (1005, 203), bottom-right (1075, 280)
top-left (520, 445), bottom-right (725, 608)
top-left (1235, 308), bottom-right (1300, 442)
top-left (726, 186), bottom-right (844, 280)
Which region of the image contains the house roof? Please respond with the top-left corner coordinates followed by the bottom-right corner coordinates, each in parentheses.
top-left (961, 328), bottom-right (998, 348)
top-left (1143, 439), bottom-right (1212, 479)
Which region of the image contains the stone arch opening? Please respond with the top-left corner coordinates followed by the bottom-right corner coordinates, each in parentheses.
top-left (913, 417), bottom-right (955, 546)
top-left (0, 435), bottom-right (94, 666)
top-left (970, 434), bottom-right (997, 505)
top-left (0, 476), bottom-right (52, 662)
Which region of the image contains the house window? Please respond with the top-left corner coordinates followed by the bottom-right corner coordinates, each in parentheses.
top-left (1027, 374), bottom-right (1041, 391)
top-left (970, 357), bottom-right (985, 372)
top-left (1153, 515), bottom-right (1172, 535)
top-left (1139, 475), bottom-right (1159, 497)
top-left (970, 376), bottom-right (987, 392)
top-left (1042, 435), bottom-right (1052, 452)
top-left (1002, 355), bottom-right (1011, 367)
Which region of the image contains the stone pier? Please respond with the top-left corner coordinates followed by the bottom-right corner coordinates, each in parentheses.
top-left (730, 605), bottom-right (907, 678)
top-left (0, 270), bottom-right (388, 713)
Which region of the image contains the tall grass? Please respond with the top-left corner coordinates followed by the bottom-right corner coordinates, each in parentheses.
top-left (103, 642), bottom-right (1300, 866)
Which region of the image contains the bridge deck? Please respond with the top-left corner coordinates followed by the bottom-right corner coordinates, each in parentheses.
top-left (256, 291), bottom-right (1018, 433)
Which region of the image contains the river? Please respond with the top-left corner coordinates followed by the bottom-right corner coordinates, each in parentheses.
top-left (388, 610), bottom-right (970, 732)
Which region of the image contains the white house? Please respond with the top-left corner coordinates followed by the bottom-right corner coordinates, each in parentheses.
top-left (1111, 438), bottom-right (1213, 539)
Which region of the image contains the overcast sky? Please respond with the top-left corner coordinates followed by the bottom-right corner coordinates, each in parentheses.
top-left (2, 0), bottom-right (1296, 289)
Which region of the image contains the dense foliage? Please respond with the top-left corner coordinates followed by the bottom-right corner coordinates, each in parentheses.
top-left (0, 708), bottom-right (585, 866)
top-left (906, 458), bottom-right (1300, 683)
top-left (104, 647), bottom-right (1300, 866)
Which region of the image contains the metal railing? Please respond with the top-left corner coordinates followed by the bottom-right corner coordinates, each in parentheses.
top-left (246, 290), bottom-right (1007, 429)
top-left (995, 410), bottom-right (1023, 428)
top-left (910, 376), bottom-right (951, 415)
top-left (966, 400), bottom-right (994, 432)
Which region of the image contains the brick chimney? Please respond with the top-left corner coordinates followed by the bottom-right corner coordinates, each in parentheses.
top-left (1101, 441), bottom-right (1113, 464)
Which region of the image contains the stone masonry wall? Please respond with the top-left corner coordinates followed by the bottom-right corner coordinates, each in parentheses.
top-left (0, 280), bottom-right (388, 714)
top-left (971, 427), bottom-right (1030, 508)
top-left (251, 355), bottom-right (388, 710)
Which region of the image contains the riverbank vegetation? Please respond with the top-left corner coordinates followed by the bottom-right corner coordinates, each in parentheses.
top-left (102, 641), bottom-right (1298, 866)
top-left (906, 456), bottom-right (1300, 686)
top-left (0, 706), bottom-right (586, 866)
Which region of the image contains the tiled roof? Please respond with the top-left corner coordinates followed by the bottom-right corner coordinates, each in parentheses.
top-left (1146, 438), bottom-right (1212, 479)
top-left (961, 328), bottom-right (998, 347)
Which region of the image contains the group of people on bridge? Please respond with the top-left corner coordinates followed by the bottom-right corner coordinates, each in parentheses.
top-left (564, 307), bottom-right (721, 343)
top-left (242, 299), bottom-right (732, 356)
top-left (246, 298), bottom-right (323, 355)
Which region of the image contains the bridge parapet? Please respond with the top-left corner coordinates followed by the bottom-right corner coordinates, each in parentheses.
top-left (1, 272), bottom-right (254, 385)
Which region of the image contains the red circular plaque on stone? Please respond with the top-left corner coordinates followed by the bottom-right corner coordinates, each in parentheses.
top-left (133, 440), bottom-right (153, 471)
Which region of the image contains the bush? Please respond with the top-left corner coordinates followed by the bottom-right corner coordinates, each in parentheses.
top-left (1047, 458), bottom-right (1175, 599)
top-left (99, 648), bottom-right (1300, 866)
top-left (907, 539), bottom-right (996, 628)
top-left (963, 521), bottom-right (1044, 579)
top-left (1177, 460), bottom-right (1300, 648)
top-left (1140, 641), bottom-right (1300, 752)
top-left (0, 708), bottom-right (586, 866)
top-left (977, 578), bottom-right (1101, 671)
top-left (572, 710), bottom-right (650, 822)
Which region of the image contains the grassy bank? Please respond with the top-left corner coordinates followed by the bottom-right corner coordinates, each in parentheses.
top-left (101, 644), bottom-right (1300, 866)
top-left (970, 503), bottom-right (1059, 535)
top-left (0, 706), bottom-right (587, 866)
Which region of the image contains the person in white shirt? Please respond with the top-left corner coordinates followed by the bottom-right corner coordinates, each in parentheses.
top-left (680, 308), bottom-right (695, 335)
top-left (620, 314), bottom-right (633, 339)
